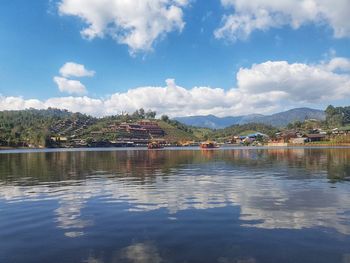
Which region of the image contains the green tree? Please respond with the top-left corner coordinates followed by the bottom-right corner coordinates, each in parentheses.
top-left (139, 108), bottom-right (145, 119)
top-left (145, 110), bottom-right (156, 119)
top-left (161, 115), bottom-right (169, 122)
top-left (325, 105), bottom-right (345, 127)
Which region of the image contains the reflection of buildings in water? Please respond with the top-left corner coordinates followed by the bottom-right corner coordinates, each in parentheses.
top-left (266, 148), bottom-right (306, 160)
top-left (5, 148), bottom-right (347, 181)
top-left (223, 148), bottom-right (350, 180)
top-left (1, 149), bottom-right (350, 237)
top-left (200, 149), bottom-right (216, 159)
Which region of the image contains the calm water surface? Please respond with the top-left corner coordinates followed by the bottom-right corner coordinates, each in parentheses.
top-left (1, 147), bottom-right (350, 263)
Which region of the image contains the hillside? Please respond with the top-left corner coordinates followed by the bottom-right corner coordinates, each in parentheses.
top-left (157, 120), bottom-right (197, 143)
top-left (1, 106), bottom-right (345, 148)
top-left (0, 109), bottom-right (95, 147)
top-left (249, 108), bottom-right (326, 127)
top-left (212, 123), bottom-right (279, 142)
top-left (0, 109), bottom-right (197, 147)
top-left (175, 108), bottom-right (325, 128)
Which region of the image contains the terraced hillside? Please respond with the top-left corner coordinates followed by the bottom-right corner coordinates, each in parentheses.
top-left (0, 109), bottom-right (197, 147)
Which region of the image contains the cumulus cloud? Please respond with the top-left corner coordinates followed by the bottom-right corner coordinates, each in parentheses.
top-left (53, 76), bottom-right (88, 95)
top-left (59, 62), bottom-right (95, 78)
top-left (54, 62), bottom-right (95, 95)
top-left (215, 0), bottom-right (350, 41)
top-left (120, 243), bottom-right (162, 263)
top-left (0, 97), bottom-right (45, 111)
top-left (2, 149), bottom-right (350, 235)
top-left (57, 0), bottom-right (189, 53)
top-left (236, 59), bottom-right (350, 102)
top-left (3, 57), bottom-right (350, 117)
top-left (321, 57), bottom-right (350, 72)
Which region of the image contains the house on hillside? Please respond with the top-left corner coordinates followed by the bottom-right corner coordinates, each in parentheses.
top-left (117, 123), bottom-right (150, 139)
top-left (279, 130), bottom-right (300, 141)
top-left (138, 120), bottom-right (165, 137)
top-left (247, 132), bottom-right (269, 139)
top-left (50, 136), bottom-right (68, 143)
top-left (234, 132), bottom-right (269, 144)
top-left (269, 130), bottom-right (304, 145)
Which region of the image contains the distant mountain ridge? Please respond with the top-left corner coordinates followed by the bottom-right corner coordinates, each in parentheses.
top-left (174, 108), bottom-right (326, 128)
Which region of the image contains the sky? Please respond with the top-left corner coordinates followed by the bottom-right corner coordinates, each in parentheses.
top-left (0, 0), bottom-right (350, 117)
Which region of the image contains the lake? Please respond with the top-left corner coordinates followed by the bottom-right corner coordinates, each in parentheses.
top-left (1, 147), bottom-right (350, 263)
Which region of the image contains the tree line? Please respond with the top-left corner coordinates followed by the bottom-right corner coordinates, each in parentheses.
top-left (325, 105), bottom-right (350, 127)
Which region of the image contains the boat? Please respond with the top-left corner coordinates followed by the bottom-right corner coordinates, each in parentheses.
top-left (200, 141), bottom-right (219, 149)
top-left (148, 141), bottom-right (164, 149)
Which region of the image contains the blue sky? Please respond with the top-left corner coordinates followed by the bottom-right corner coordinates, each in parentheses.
top-left (0, 0), bottom-right (350, 117)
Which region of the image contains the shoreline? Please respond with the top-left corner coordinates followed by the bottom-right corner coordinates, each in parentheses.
top-left (267, 143), bottom-right (350, 147)
top-left (2, 142), bottom-right (350, 151)
top-left (1, 144), bottom-right (350, 154)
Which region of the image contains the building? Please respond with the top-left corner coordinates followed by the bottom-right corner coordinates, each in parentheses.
top-left (117, 123), bottom-right (150, 139)
top-left (306, 134), bottom-right (326, 142)
top-left (138, 120), bottom-right (165, 137)
top-left (247, 132), bottom-right (269, 139)
top-left (50, 136), bottom-right (68, 143)
top-left (333, 126), bottom-right (350, 135)
top-left (290, 137), bottom-right (307, 144)
top-left (277, 130), bottom-right (300, 142)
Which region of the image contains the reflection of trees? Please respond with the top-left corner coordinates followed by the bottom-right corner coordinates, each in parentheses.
top-left (1, 148), bottom-right (350, 237)
top-left (1, 148), bottom-right (350, 183)
top-left (326, 149), bottom-right (350, 182)
top-left (0, 150), bottom-right (201, 184)
top-left (220, 148), bottom-right (350, 181)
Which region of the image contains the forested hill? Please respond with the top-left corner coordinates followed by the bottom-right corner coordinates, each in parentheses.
top-left (0, 108), bottom-right (195, 147)
top-left (0, 109), bottom-right (96, 147)
top-left (0, 105), bottom-right (349, 148)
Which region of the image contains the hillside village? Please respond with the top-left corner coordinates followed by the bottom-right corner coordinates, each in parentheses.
top-left (58, 120), bottom-right (167, 147)
top-left (230, 124), bottom-right (350, 147)
top-left (0, 105), bottom-right (350, 148)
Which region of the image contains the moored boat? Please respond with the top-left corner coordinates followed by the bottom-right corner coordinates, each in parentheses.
top-left (200, 141), bottom-right (219, 149)
top-left (148, 142), bottom-right (164, 149)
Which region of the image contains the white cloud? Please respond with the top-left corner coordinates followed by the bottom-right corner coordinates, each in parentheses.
top-left (53, 76), bottom-right (88, 95)
top-left (215, 0), bottom-right (350, 41)
top-left (59, 62), bottom-right (95, 78)
top-left (58, 0), bottom-right (189, 53)
top-left (0, 96), bottom-right (45, 111)
top-left (321, 57), bottom-right (350, 72)
top-left (3, 57), bottom-right (350, 117)
top-left (120, 243), bottom-right (162, 263)
top-left (54, 62), bottom-right (95, 94)
top-left (236, 59), bottom-right (350, 102)
top-left (46, 96), bottom-right (104, 115)
top-left (2, 149), bottom-right (350, 235)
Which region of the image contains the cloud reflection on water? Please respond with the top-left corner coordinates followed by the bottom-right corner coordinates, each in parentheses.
top-left (0, 148), bottom-right (350, 237)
